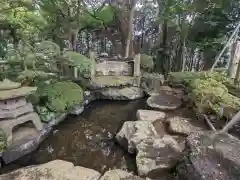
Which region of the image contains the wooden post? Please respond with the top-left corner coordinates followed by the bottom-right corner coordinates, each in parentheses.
top-left (134, 54), bottom-right (141, 87)
top-left (74, 67), bottom-right (78, 79)
top-left (89, 51), bottom-right (96, 80)
top-left (228, 41), bottom-right (240, 79)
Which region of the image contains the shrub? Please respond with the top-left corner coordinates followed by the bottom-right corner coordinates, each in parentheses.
top-left (29, 81), bottom-right (84, 121)
top-left (17, 70), bottom-right (57, 86)
top-left (63, 51), bottom-right (92, 76)
top-left (140, 54), bottom-right (154, 71)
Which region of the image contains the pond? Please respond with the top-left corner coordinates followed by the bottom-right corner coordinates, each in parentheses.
top-left (1, 99), bottom-right (148, 174)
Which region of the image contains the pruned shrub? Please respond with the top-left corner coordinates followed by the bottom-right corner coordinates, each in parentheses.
top-left (140, 54), bottom-right (154, 72)
top-left (63, 51), bottom-right (92, 76)
top-left (28, 81), bottom-right (84, 122)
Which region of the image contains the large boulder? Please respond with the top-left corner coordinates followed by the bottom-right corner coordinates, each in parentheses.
top-left (137, 110), bottom-right (166, 123)
top-left (97, 87), bottom-right (145, 100)
top-left (115, 121), bottom-right (158, 153)
top-left (136, 135), bottom-right (184, 178)
top-left (0, 160), bottom-right (101, 180)
top-left (176, 131), bottom-right (240, 180)
top-left (147, 94), bottom-right (182, 110)
top-left (99, 169), bottom-right (148, 180)
top-left (167, 116), bottom-right (202, 136)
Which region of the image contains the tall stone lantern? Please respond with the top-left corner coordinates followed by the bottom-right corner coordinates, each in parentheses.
top-left (0, 79), bottom-right (43, 146)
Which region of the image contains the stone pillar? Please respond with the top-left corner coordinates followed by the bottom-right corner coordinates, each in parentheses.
top-left (134, 54), bottom-right (141, 87)
top-left (89, 51), bottom-right (96, 79)
top-left (134, 54), bottom-right (141, 77)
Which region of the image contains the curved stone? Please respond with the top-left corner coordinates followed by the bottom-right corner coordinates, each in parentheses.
top-left (97, 87), bottom-right (145, 100)
top-left (147, 94), bottom-right (182, 110)
top-left (137, 110), bottom-right (166, 123)
top-left (0, 160), bottom-right (101, 180)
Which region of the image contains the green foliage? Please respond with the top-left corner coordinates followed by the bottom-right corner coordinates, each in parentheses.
top-left (63, 51), bottom-right (92, 75)
top-left (36, 106), bottom-right (56, 122)
top-left (30, 81), bottom-right (84, 116)
top-left (17, 70), bottom-right (57, 86)
top-left (168, 71), bottom-right (228, 85)
top-left (168, 71), bottom-right (240, 117)
top-left (0, 130), bottom-right (6, 153)
top-left (140, 54), bottom-right (154, 71)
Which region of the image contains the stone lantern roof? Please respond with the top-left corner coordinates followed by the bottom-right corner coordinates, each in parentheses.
top-left (0, 79), bottom-right (37, 100)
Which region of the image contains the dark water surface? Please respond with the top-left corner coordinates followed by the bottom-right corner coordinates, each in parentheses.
top-left (2, 99), bottom-right (148, 174)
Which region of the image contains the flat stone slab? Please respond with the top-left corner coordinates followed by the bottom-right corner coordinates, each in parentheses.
top-left (167, 116), bottom-right (202, 136)
top-left (90, 76), bottom-right (136, 89)
top-left (147, 94), bottom-right (182, 110)
top-left (137, 110), bottom-right (166, 123)
top-left (0, 160), bottom-right (101, 180)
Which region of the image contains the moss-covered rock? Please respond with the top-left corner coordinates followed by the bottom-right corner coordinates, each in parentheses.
top-left (140, 54), bottom-right (154, 72)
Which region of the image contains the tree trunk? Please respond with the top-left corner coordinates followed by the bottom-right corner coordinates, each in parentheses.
top-left (181, 40), bottom-right (187, 72)
top-left (125, 1), bottom-right (136, 57)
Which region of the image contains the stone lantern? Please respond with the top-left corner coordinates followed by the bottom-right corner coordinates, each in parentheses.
top-left (0, 79), bottom-right (43, 146)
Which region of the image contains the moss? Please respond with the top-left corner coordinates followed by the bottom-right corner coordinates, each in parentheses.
top-left (140, 54), bottom-right (154, 71)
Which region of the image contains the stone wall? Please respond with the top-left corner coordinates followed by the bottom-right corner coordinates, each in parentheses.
top-left (95, 61), bottom-right (133, 76)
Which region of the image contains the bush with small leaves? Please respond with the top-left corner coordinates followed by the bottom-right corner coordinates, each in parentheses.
top-left (140, 54), bottom-right (154, 72)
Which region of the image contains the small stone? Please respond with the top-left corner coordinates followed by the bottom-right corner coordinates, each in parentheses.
top-left (136, 110), bottom-right (166, 123)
